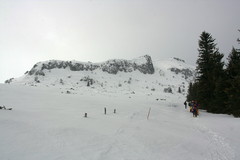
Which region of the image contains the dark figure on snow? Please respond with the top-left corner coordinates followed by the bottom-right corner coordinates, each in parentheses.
top-left (189, 101), bottom-right (193, 112)
top-left (184, 101), bottom-right (187, 109)
top-left (192, 101), bottom-right (199, 117)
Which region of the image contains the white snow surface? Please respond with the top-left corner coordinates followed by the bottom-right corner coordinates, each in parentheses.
top-left (0, 84), bottom-right (239, 160)
top-left (1, 57), bottom-right (239, 160)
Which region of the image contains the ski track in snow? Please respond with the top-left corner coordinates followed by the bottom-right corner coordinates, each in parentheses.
top-left (194, 122), bottom-right (235, 160)
top-left (97, 110), bottom-right (156, 160)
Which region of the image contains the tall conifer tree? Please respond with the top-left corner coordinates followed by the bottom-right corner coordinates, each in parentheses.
top-left (195, 31), bottom-right (223, 110)
top-left (208, 51), bottom-right (225, 113)
top-left (187, 82), bottom-right (198, 102)
top-left (225, 48), bottom-right (240, 117)
top-left (189, 31), bottom-right (225, 112)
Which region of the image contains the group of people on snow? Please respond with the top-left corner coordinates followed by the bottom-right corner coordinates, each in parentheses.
top-left (184, 101), bottom-right (199, 117)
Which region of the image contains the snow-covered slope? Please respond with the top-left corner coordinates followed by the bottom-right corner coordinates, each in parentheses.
top-left (1, 55), bottom-right (239, 160)
top-left (5, 55), bottom-right (195, 98)
top-left (0, 83), bottom-right (239, 160)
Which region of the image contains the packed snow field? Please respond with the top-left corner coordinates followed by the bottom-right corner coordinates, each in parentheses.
top-left (0, 84), bottom-right (240, 160)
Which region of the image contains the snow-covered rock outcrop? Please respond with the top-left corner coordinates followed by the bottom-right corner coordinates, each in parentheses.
top-left (27, 55), bottom-right (154, 76)
top-left (5, 55), bottom-right (195, 96)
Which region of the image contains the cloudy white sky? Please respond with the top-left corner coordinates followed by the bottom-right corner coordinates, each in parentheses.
top-left (0, 0), bottom-right (240, 83)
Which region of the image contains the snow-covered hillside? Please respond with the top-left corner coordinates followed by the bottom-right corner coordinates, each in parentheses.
top-left (5, 55), bottom-right (195, 98)
top-left (2, 55), bottom-right (239, 160)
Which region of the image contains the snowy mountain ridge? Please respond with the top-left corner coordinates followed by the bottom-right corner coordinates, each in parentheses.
top-left (5, 55), bottom-right (195, 96)
top-left (27, 55), bottom-right (154, 76)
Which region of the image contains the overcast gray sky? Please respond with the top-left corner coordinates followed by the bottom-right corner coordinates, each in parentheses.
top-left (0, 0), bottom-right (239, 83)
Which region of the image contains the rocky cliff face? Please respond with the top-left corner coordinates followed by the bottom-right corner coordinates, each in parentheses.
top-left (28, 55), bottom-right (154, 76)
top-left (170, 68), bottom-right (194, 79)
top-left (4, 55), bottom-right (195, 96)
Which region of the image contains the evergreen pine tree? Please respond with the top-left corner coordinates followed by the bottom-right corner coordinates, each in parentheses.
top-left (210, 75), bottom-right (228, 113)
top-left (187, 82), bottom-right (193, 101)
top-left (225, 48), bottom-right (240, 117)
top-left (195, 31), bottom-right (223, 111)
top-left (187, 82), bottom-right (198, 102)
top-left (226, 48), bottom-right (240, 78)
top-left (208, 51), bottom-right (225, 113)
top-left (187, 30), bottom-right (240, 116)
